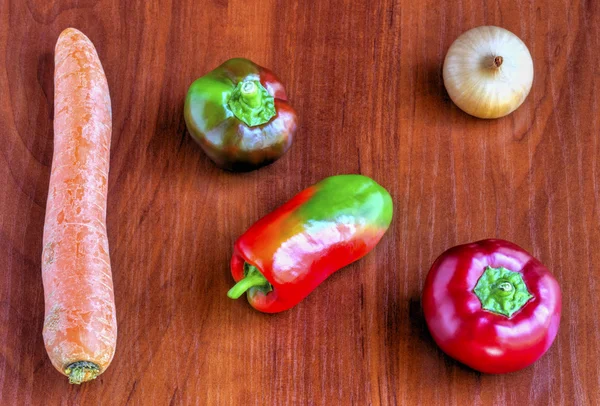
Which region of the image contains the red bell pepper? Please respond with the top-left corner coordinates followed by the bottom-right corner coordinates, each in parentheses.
top-left (422, 239), bottom-right (561, 374)
top-left (227, 175), bottom-right (393, 313)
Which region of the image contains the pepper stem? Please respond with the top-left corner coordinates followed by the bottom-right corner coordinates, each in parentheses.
top-left (227, 80), bottom-right (276, 127)
top-left (65, 361), bottom-right (100, 384)
top-left (227, 263), bottom-right (272, 299)
top-left (497, 281), bottom-right (513, 292)
top-left (240, 81), bottom-right (261, 108)
top-left (473, 266), bottom-right (533, 318)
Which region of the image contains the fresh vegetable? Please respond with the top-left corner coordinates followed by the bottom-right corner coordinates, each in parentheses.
top-left (184, 58), bottom-right (298, 171)
top-left (443, 26), bottom-right (534, 119)
top-left (422, 239), bottom-right (561, 374)
top-left (42, 28), bottom-right (117, 384)
top-left (227, 175), bottom-right (393, 313)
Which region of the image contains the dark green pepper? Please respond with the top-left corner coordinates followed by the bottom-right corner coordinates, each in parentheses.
top-left (184, 58), bottom-right (298, 172)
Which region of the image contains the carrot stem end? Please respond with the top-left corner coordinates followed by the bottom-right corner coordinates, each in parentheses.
top-left (65, 361), bottom-right (100, 384)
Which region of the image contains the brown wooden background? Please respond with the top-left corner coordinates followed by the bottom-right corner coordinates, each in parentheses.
top-left (1, 0), bottom-right (599, 404)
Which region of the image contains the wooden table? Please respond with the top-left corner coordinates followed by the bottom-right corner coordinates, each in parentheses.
top-left (1, 0), bottom-right (599, 404)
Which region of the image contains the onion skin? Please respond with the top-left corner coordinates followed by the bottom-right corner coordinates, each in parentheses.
top-left (443, 26), bottom-right (534, 119)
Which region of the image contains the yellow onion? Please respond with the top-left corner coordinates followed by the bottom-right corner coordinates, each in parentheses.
top-left (443, 26), bottom-right (534, 119)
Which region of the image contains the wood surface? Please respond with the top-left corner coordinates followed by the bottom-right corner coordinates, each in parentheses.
top-left (1, 0), bottom-right (599, 404)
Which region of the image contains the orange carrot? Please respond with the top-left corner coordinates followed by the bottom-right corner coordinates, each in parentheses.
top-left (42, 28), bottom-right (117, 384)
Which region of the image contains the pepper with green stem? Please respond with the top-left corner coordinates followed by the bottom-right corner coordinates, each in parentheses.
top-left (227, 175), bottom-right (393, 313)
top-left (184, 58), bottom-right (298, 171)
top-left (422, 239), bottom-right (562, 374)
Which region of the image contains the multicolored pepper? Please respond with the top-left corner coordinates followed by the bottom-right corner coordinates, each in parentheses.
top-left (227, 175), bottom-right (393, 313)
top-left (184, 58), bottom-right (298, 171)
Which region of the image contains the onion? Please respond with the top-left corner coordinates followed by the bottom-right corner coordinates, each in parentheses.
top-left (442, 26), bottom-right (534, 119)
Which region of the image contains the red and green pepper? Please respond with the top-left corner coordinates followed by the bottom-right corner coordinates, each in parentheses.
top-left (422, 239), bottom-right (562, 374)
top-left (184, 58), bottom-right (298, 171)
top-left (227, 175), bottom-right (393, 313)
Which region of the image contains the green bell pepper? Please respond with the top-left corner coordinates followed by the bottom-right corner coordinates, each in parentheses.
top-left (184, 58), bottom-right (298, 171)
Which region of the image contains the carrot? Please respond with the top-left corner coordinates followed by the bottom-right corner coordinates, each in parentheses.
top-left (42, 28), bottom-right (117, 384)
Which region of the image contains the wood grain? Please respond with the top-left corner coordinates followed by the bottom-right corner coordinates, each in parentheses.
top-left (1, 0), bottom-right (599, 404)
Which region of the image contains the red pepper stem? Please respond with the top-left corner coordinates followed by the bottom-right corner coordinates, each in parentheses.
top-left (227, 272), bottom-right (269, 299)
top-left (473, 266), bottom-right (533, 318)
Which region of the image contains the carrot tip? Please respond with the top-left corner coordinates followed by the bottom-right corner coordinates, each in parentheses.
top-left (65, 361), bottom-right (100, 384)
